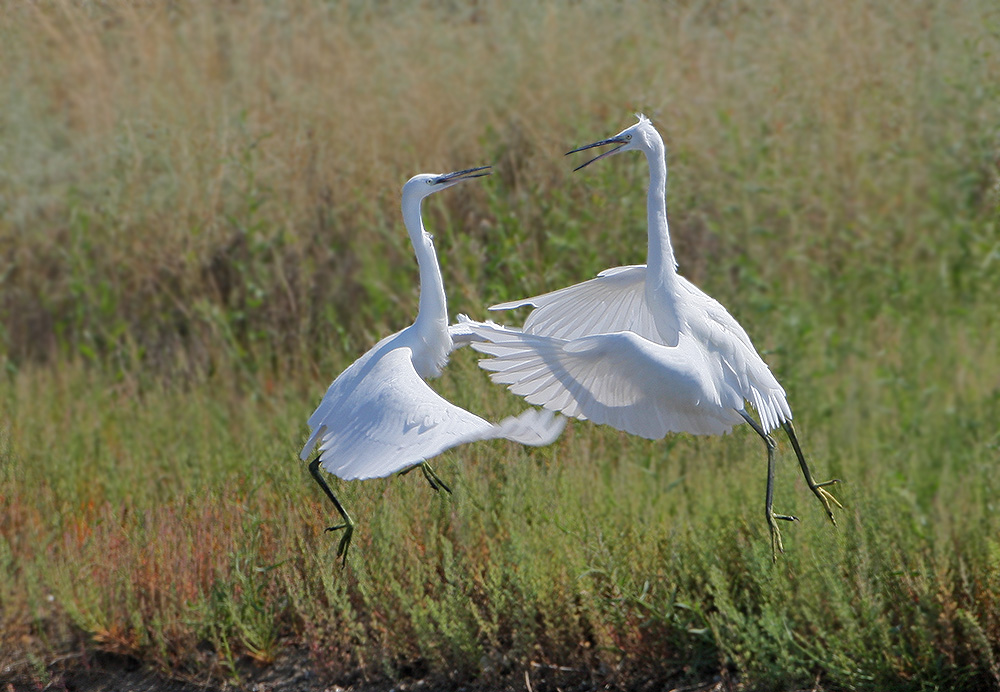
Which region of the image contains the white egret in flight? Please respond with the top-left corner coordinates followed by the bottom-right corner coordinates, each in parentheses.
top-left (470, 117), bottom-right (840, 559)
top-left (301, 167), bottom-right (566, 564)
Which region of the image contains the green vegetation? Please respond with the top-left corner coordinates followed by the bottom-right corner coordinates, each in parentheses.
top-left (2, 1), bottom-right (999, 689)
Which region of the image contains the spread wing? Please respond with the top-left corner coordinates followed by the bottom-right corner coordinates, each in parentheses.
top-left (490, 265), bottom-right (663, 342)
top-left (301, 346), bottom-right (565, 480)
top-left (468, 322), bottom-right (745, 440)
top-left (677, 278), bottom-right (792, 432)
top-left (301, 347), bottom-right (499, 480)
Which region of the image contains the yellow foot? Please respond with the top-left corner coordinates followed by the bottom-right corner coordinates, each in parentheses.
top-left (810, 479), bottom-right (844, 525)
top-left (768, 511), bottom-right (799, 562)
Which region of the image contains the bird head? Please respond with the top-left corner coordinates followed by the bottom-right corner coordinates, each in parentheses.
top-left (402, 166), bottom-right (492, 203)
top-left (566, 114), bottom-right (658, 171)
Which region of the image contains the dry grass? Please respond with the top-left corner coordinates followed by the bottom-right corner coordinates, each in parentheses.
top-left (3, 1), bottom-right (995, 371)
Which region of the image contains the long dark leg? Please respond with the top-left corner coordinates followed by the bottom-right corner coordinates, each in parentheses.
top-left (781, 421), bottom-right (842, 525)
top-left (309, 455), bottom-right (355, 566)
top-left (398, 462), bottom-right (452, 495)
top-left (420, 462), bottom-right (452, 494)
top-left (739, 410), bottom-right (797, 562)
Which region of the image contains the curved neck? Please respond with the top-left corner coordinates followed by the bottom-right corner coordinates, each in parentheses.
top-left (401, 195), bottom-right (448, 328)
top-left (644, 134), bottom-right (677, 278)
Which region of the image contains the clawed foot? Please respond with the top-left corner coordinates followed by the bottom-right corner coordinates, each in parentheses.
top-left (308, 455), bottom-right (357, 568)
top-left (780, 422), bottom-right (844, 527)
top-left (768, 511), bottom-right (799, 562)
top-left (325, 521), bottom-right (355, 567)
top-left (809, 479), bottom-right (844, 526)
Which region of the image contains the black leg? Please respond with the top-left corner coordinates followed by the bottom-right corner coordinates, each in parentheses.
top-left (399, 462), bottom-right (453, 495)
top-left (739, 410), bottom-right (797, 562)
top-left (781, 421), bottom-right (842, 525)
top-left (420, 462), bottom-right (452, 495)
top-left (309, 455), bottom-right (355, 566)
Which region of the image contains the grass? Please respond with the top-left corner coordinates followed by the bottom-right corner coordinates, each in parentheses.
top-left (2, 1), bottom-right (1000, 689)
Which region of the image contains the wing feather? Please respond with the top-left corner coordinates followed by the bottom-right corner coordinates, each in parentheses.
top-left (301, 347), bottom-right (561, 480)
top-left (469, 323), bottom-right (744, 440)
top-left (676, 278), bottom-right (792, 431)
top-left (480, 267), bottom-right (795, 436)
top-left (490, 266), bottom-right (663, 342)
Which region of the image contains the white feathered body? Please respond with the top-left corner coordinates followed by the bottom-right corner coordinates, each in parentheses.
top-left (302, 322), bottom-right (564, 480)
top-left (480, 264), bottom-right (790, 440)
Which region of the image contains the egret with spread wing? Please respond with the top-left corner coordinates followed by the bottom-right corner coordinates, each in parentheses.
top-left (473, 117), bottom-right (840, 559)
top-left (301, 167), bottom-right (565, 564)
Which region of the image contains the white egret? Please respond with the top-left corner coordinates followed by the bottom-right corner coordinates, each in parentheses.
top-left (301, 167), bottom-right (566, 564)
top-left (472, 116), bottom-right (840, 559)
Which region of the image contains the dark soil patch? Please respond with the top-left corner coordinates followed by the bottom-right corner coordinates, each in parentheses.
top-left (2, 649), bottom-right (730, 692)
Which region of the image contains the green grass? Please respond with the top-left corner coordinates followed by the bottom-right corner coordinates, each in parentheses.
top-left (2, 1), bottom-right (1000, 690)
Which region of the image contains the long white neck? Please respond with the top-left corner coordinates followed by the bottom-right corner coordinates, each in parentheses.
top-left (641, 128), bottom-right (683, 345)
top-left (643, 132), bottom-right (678, 279)
top-left (401, 194), bottom-right (448, 331)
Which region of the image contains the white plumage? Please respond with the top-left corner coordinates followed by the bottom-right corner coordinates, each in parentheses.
top-left (486, 265), bottom-right (792, 436)
top-left (470, 324), bottom-right (747, 439)
top-left (300, 331), bottom-right (563, 482)
top-left (472, 116), bottom-right (840, 559)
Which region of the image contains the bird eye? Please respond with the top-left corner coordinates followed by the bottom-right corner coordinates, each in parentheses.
top-left (625, 134), bottom-right (632, 140)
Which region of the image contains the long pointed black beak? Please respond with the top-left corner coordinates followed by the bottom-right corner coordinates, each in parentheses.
top-left (566, 136), bottom-right (628, 171)
top-left (433, 165), bottom-right (492, 185)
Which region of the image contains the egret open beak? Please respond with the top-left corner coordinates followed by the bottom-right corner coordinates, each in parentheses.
top-left (432, 165), bottom-right (492, 187)
top-left (566, 136), bottom-right (629, 171)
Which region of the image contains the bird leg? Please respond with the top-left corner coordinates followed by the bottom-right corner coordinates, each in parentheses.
top-left (420, 462), bottom-right (452, 494)
top-left (309, 455), bottom-right (355, 567)
top-left (739, 410), bottom-right (798, 562)
top-left (780, 421), bottom-right (842, 525)
top-left (398, 462), bottom-right (453, 494)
